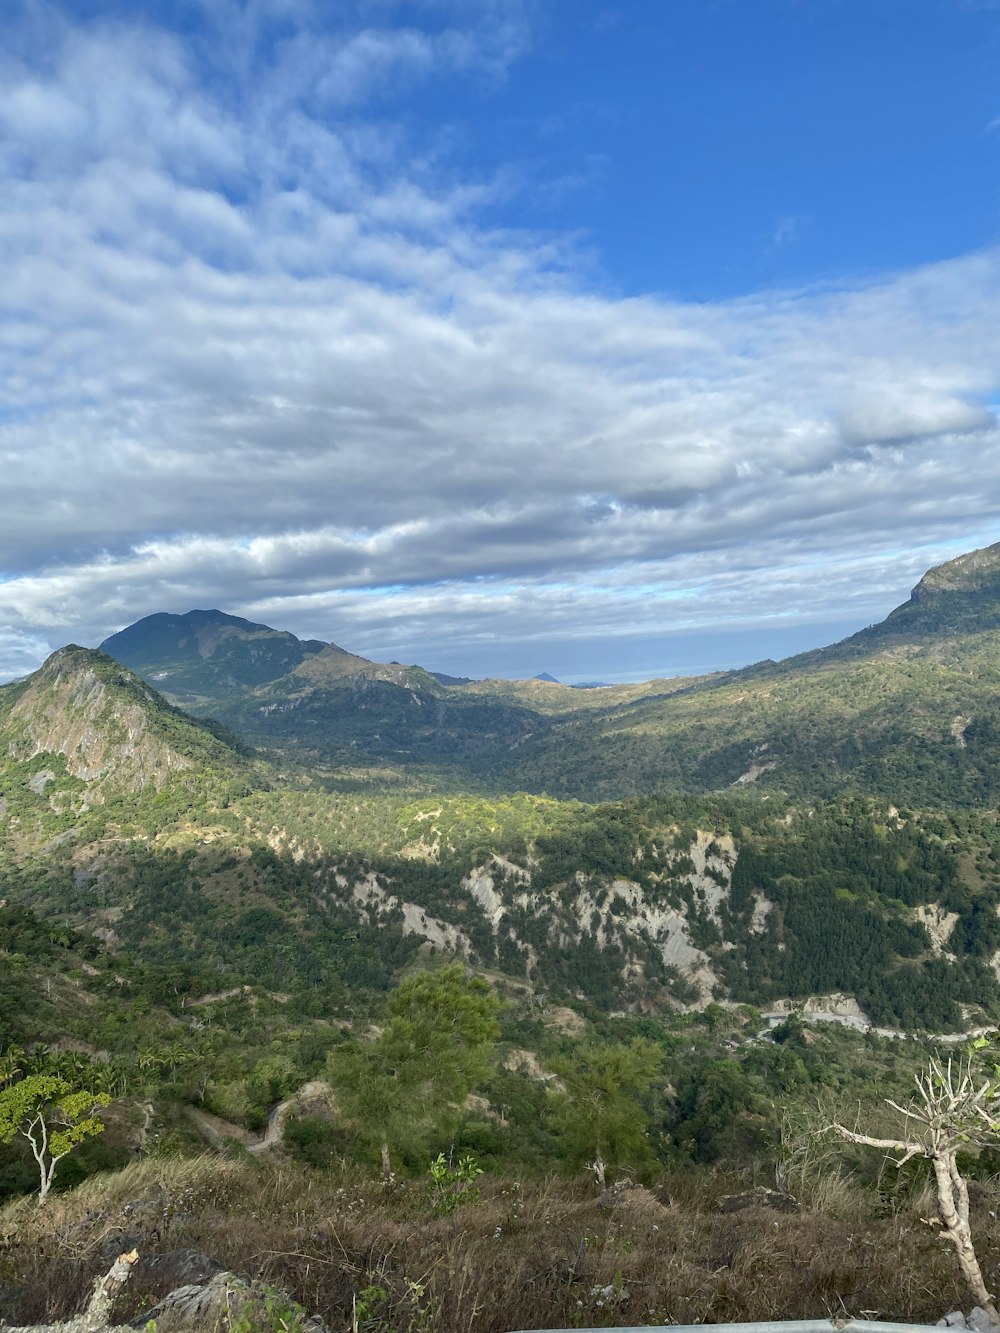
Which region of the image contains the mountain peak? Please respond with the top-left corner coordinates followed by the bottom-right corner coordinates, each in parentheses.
top-left (101, 609), bottom-right (338, 701)
top-left (909, 541), bottom-right (1000, 601)
top-left (863, 540), bottom-right (1000, 642)
top-left (0, 646), bottom-right (247, 799)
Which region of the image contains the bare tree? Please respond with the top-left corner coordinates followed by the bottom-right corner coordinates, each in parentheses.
top-left (833, 1056), bottom-right (1000, 1324)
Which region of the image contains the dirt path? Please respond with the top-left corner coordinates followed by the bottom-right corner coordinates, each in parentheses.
top-left (184, 1080), bottom-right (332, 1154)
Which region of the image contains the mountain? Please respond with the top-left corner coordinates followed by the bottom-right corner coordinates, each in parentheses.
top-left (100, 610), bottom-right (362, 702)
top-left (99, 543), bottom-right (1000, 805)
top-left (101, 609), bottom-right (543, 768)
top-left (477, 543), bottom-right (1000, 803)
top-left (5, 550), bottom-right (1000, 1033)
top-left (0, 645), bottom-right (262, 857)
top-left (867, 541), bottom-right (1000, 641)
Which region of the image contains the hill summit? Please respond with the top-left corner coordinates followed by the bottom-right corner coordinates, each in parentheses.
top-left (99, 609), bottom-right (366, 704)
top-left (843, 542), bottom-right (1000, 647)
top-left (0, 645), bottom-right (247, 795)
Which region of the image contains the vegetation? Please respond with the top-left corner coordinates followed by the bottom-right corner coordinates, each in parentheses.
top-left (833, 1054), bottom-right (1000, 1320)
top-left (5, 547), bottom-right (1000, 1325)
top-left (546, 1039), bottom-right (662, 1187)
top-left (328, 965), bottom-right (500, 1174)
top-left (0, 1074), bottom-right (110, 1201)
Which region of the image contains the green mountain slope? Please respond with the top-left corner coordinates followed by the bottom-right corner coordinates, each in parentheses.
top-left (485, 544), bottom-right (1000, 802)
top-left (98, 544), bottom-right (1000, 806)
top-left (0, 646), bottom-right (264, 856)
top-left (102, 610), bottom-right (545, 769)
top-left (6, 543), bottom-right (1000, 1035)
top-left (100, 609), bottom-right (348, 701)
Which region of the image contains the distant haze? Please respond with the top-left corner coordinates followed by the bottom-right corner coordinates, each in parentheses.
top-left (414, 619), bottom-right (871, 686)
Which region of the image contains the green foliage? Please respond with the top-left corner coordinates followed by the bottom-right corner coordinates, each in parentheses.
top-left (328, 965), bottom-right (500, 1172)
top-left (547, 1038), bottom-right (662, 1184)
top-left (716, 800), bottom-right (998, 1028)
top-left (0, 1073), bottom-right (111, 1199)
top-left (672, 1059), bottom-right (771, 1163)
top-left (426, 1151), bottom-right (483, 1213)
top-left (230, 1284), bottom-right (308, 1333)
top-left (284, 1113), bottom-right (344, 1168)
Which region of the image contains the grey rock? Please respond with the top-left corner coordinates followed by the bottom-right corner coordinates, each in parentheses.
top-left (137, 1251), bottom-right (223, 1296)
top-left (132, 1273), bottom-right (250, 1331)
top-left (717, 1186), bottom-right (798, 1214)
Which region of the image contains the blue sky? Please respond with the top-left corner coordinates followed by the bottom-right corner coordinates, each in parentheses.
top-left (1, 0), bottom-right (1000, 682)
top-left (405, 0), bottom-right (1000, 300)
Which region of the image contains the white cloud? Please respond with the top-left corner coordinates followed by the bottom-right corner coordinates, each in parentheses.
top-left (0, 3), bottom-right (999, 680)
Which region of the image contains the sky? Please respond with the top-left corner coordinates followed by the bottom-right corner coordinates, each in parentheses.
top-left (2, 0), bottom-right (1000, 684)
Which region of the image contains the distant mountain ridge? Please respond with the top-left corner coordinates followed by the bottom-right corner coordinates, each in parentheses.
top-left (100, 610), bottom-right (354, 700)
top-left (101, 608), bottom-right (541, 767)
top-left (89, 542), bottom-right (1000, 803)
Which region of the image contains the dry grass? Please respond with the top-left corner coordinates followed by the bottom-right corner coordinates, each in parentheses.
top-left (1, 1154), bottom-right (998, 1331)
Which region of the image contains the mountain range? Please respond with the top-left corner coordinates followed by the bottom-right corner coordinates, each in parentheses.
top-left (3, 541), bottom-right (1000, 1031)
top-left (97, 540), bottom-right (1000, 805)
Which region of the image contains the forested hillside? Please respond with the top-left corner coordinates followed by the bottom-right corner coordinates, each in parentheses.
top-left (6, 548), bottom-right (1000, 1032)
top-left (6, 545), bottom-right (1000, 1330)
top-left (95, 545), bottom-right (1000, 808)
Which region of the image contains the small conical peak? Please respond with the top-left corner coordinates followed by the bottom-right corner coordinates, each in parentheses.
top-left (35, 644), bottom-right (124, 682)
top-left (2, 640), bottom-right (252, 798)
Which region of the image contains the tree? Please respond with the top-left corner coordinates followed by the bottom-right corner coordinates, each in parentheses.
top-left (832, 1056), bottom-right (1000, 1323)
top-left (0, 1045), bottom-right (25, 1088)
top-left (547, 1038), bottom-right (662, 1188)
top-left (0, 1074), bottom-right (111, 1201)
top-left (328, 965), bottom-right (500, 1175)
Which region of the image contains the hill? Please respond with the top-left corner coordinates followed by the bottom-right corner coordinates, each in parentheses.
top-left (484, 543), bottom-right (1000, 802)
top-left (100, 609), bottom-right (366, 702)
top-left (100, 610), bottom-right (542, 770)
top-left (0, 646), bottom-right (264, 859)
top-left (97, 545), bottom-right (1000, 806)
top-left (4, 545), bottom-right (1000, 1040)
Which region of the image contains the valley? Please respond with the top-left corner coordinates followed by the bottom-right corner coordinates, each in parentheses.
top-left (6, 544), bottom-right (1000, 1329)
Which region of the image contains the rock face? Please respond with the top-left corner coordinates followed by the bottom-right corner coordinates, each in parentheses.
top-left (133, 1272), bottom-right (251, 1332)
top-left (911, 543), bottom-right (1000, 601)
top-left (874, 541), bottom-right (1000, 640)
top-left (3, 649), bottom-right (194, 792)
top-left (0, 647), bottom-right (250, 809)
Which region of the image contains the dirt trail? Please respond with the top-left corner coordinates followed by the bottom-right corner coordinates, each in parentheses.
top-left (184, 1079), bottom-right (332, 1154)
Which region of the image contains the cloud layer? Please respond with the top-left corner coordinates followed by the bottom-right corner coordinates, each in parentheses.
top-left (1, 1), bottom-right (999, 681)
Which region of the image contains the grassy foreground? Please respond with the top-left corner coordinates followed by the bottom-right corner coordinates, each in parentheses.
top-left (2, 1153), bottom-right (995, 1331)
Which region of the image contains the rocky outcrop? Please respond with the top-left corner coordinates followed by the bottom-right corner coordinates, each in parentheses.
top-left (3, 650), bottom-right (194, 793)
top-left (0, 1251), bottom-right (328, 1333)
